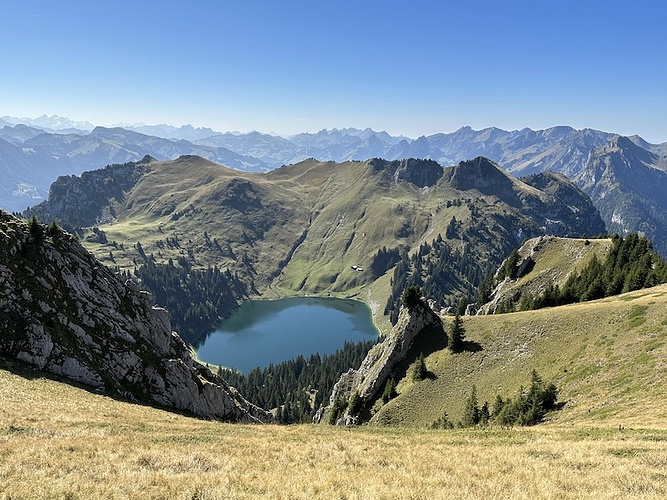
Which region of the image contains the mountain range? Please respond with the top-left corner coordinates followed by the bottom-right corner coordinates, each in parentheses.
top-left (26, 154), bottom-right (606, 338)
top-left (2, 116), bottom-right (667, 254)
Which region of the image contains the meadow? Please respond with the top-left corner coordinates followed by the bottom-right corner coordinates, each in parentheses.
top-left (2, 354), bottom-right (667, 498)
top-left (0, 286), bottom-right (667, 499)
top-left (3, 282), bottom-right (667, 498)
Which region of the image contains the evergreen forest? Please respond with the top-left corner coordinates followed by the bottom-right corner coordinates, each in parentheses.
top-left (123, 259), bottom-right (246, 344)
top-left (384, 228), bottom-right (500, 324)
top-left (221, 340), bottom-right (377, 424)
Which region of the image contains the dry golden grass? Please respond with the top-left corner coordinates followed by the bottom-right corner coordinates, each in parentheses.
top-left (3, 281), bottom-right (667, 498)
top-left (2, 359), bottom-right (667, 499)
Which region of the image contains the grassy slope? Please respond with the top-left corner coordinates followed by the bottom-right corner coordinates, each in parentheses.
top-left (489, 236), bottom-right (614, 309)
top-left (515, 236), bottom-right (612, 286)
top-left (372, 284), bottom-right (667, 428)
top-left (80, 157), bottom-right (495, 324)
top-left (89, 156), bottom-right (313, 284)
top-left (3, 285), bottom-right (667, 497)
top-left (3, 310), bottom-right (667, 500)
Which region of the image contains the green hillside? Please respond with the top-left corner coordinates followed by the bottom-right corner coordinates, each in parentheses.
top-left (479, 236), bottom-right (613, 313)
top-left (372, 283), bottom-right (667, 428)
top-left (3, 285), bottom-right (667, 498)
top-left (28, 155), bottom-right (606, 336)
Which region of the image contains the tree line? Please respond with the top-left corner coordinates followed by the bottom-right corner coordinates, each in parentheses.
top-left (432, 370), bottom-right (559, 429)
top-left (123, 258), bottom-right (246, 344)
top-left (384, 231), bottom-right (500, 324)
top-left (220, 340), bottom-right (377, 424)
top-left (516, 234), bottom-right (667, 312)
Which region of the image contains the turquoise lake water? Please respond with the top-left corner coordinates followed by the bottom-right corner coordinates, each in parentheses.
top-left (195, 297), bottom-right (379, 374)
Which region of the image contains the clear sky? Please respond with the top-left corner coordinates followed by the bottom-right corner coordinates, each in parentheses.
top-left (1, 0), bottom-right (666, 142)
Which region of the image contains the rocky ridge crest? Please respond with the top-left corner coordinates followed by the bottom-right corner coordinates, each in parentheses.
top-left (317, 301), bottom-right (442, 425)
top-left (0, 211), bottom-right (271, 423)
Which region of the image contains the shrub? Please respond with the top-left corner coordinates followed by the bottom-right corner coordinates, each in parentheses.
top-left (401, 285), bottom-right (423, 309)
top-left (347, 392), bottom-right (363, 416)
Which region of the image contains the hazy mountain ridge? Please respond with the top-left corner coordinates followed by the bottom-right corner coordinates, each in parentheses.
top-left (2, 117), bottom-right (666, 254)
top-left (0, 125), bottom-right (269, 213)
top-left (120, 123), bottom-right (220, 141)
top-left (1, 114), bottom-right (94, 133)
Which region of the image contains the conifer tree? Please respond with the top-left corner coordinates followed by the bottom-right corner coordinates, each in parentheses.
top-left (448, 313), bottom-right (465, 352)
top-left (491, 394), bottom-right (505, 418)
top-left (29, 215), bottom-right (43, 242)
top-left (457, 296), bottom-right (468, 317)
top-left (461, 385), bottom-right (480, 427)
top-left (402, 285), bottom-right (423, 309)
top-left (412, 353), bottom-right (427, 381)
top-left (479, 401), bottom-right (490, 425)
top-left (382, 376), bottom-right (397, 403)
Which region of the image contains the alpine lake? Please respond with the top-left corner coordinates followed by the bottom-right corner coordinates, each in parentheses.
top-left (194, 297), bottom-right (379, 374)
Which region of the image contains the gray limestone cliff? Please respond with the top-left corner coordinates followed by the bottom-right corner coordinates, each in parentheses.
top-left (316, 301), bottom-right (442, 425)
top-left (0, 210), bottom-right (271, 423)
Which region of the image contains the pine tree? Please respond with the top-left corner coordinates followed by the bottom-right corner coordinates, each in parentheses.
top-left (479, 401), bottom-right (490, 425)
top-left (491, 394), bottom-right (505, 419)
top-left (457, 296), bottom-right (468, 317)
top-left (461, 385), bottom-right (480, 427)
top-left (448, 313), bottom-right (465, 352)
top-left (382, 377), bottom-right (397, 403)
top-left (29, 215), bottom-right (43, 242)
top-left (412, 353), bottom-right (427, 382)
top-left (46, 220), bottom-right (60, 238)
top-left (401, 285), bottom-right (423, 309)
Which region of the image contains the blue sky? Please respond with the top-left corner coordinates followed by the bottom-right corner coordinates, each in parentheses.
top-left (1, 0), bottom-right (666, 142)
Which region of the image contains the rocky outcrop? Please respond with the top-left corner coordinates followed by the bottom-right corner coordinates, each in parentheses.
top-left (0, 211), bottom-right (271, 423)
top-left (476, 235), bottom-right (611, 315)
top-left (24, 157), bottom-right (153, 233)
top-left (444, 156), bottom-right (522, 207)
top-left (369, 158), bottom-right (444, 188)
top-left (316, 301), bottom-right (441, 425)
top-left (477, 236), bottom-right (548, 315)
top-left (442, 157), bottom-right (606, 238)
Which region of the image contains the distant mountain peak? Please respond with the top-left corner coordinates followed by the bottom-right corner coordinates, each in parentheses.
top-left (446, 156), bottom-right (514, 190)
top-left (1, 114), bottom-right (94, 132)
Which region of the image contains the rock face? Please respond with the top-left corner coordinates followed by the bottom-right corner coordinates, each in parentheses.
top-left (0, 211), bottom-right (271, 423)
top-left (443, 157), bottom-right (606, 238)
top-left (572, 136), bottom-right (667, 256)
top-left (317, 301), bottom-right (442, 425)
top-left (445, 156), bottom-right (522, 206)
top-left (25, 157), bottom-right (153, 232)
top-left (369, 157), bottom-right (444, 188)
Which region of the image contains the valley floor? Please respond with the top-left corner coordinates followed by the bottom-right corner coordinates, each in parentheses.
top-left (2, 362), bottom-right (667, 499)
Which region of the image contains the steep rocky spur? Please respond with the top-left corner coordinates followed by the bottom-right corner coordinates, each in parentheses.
top-left (317, 301), bottom-right (442, 425)
top-left (0, 211), bottom-right (271, 423)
